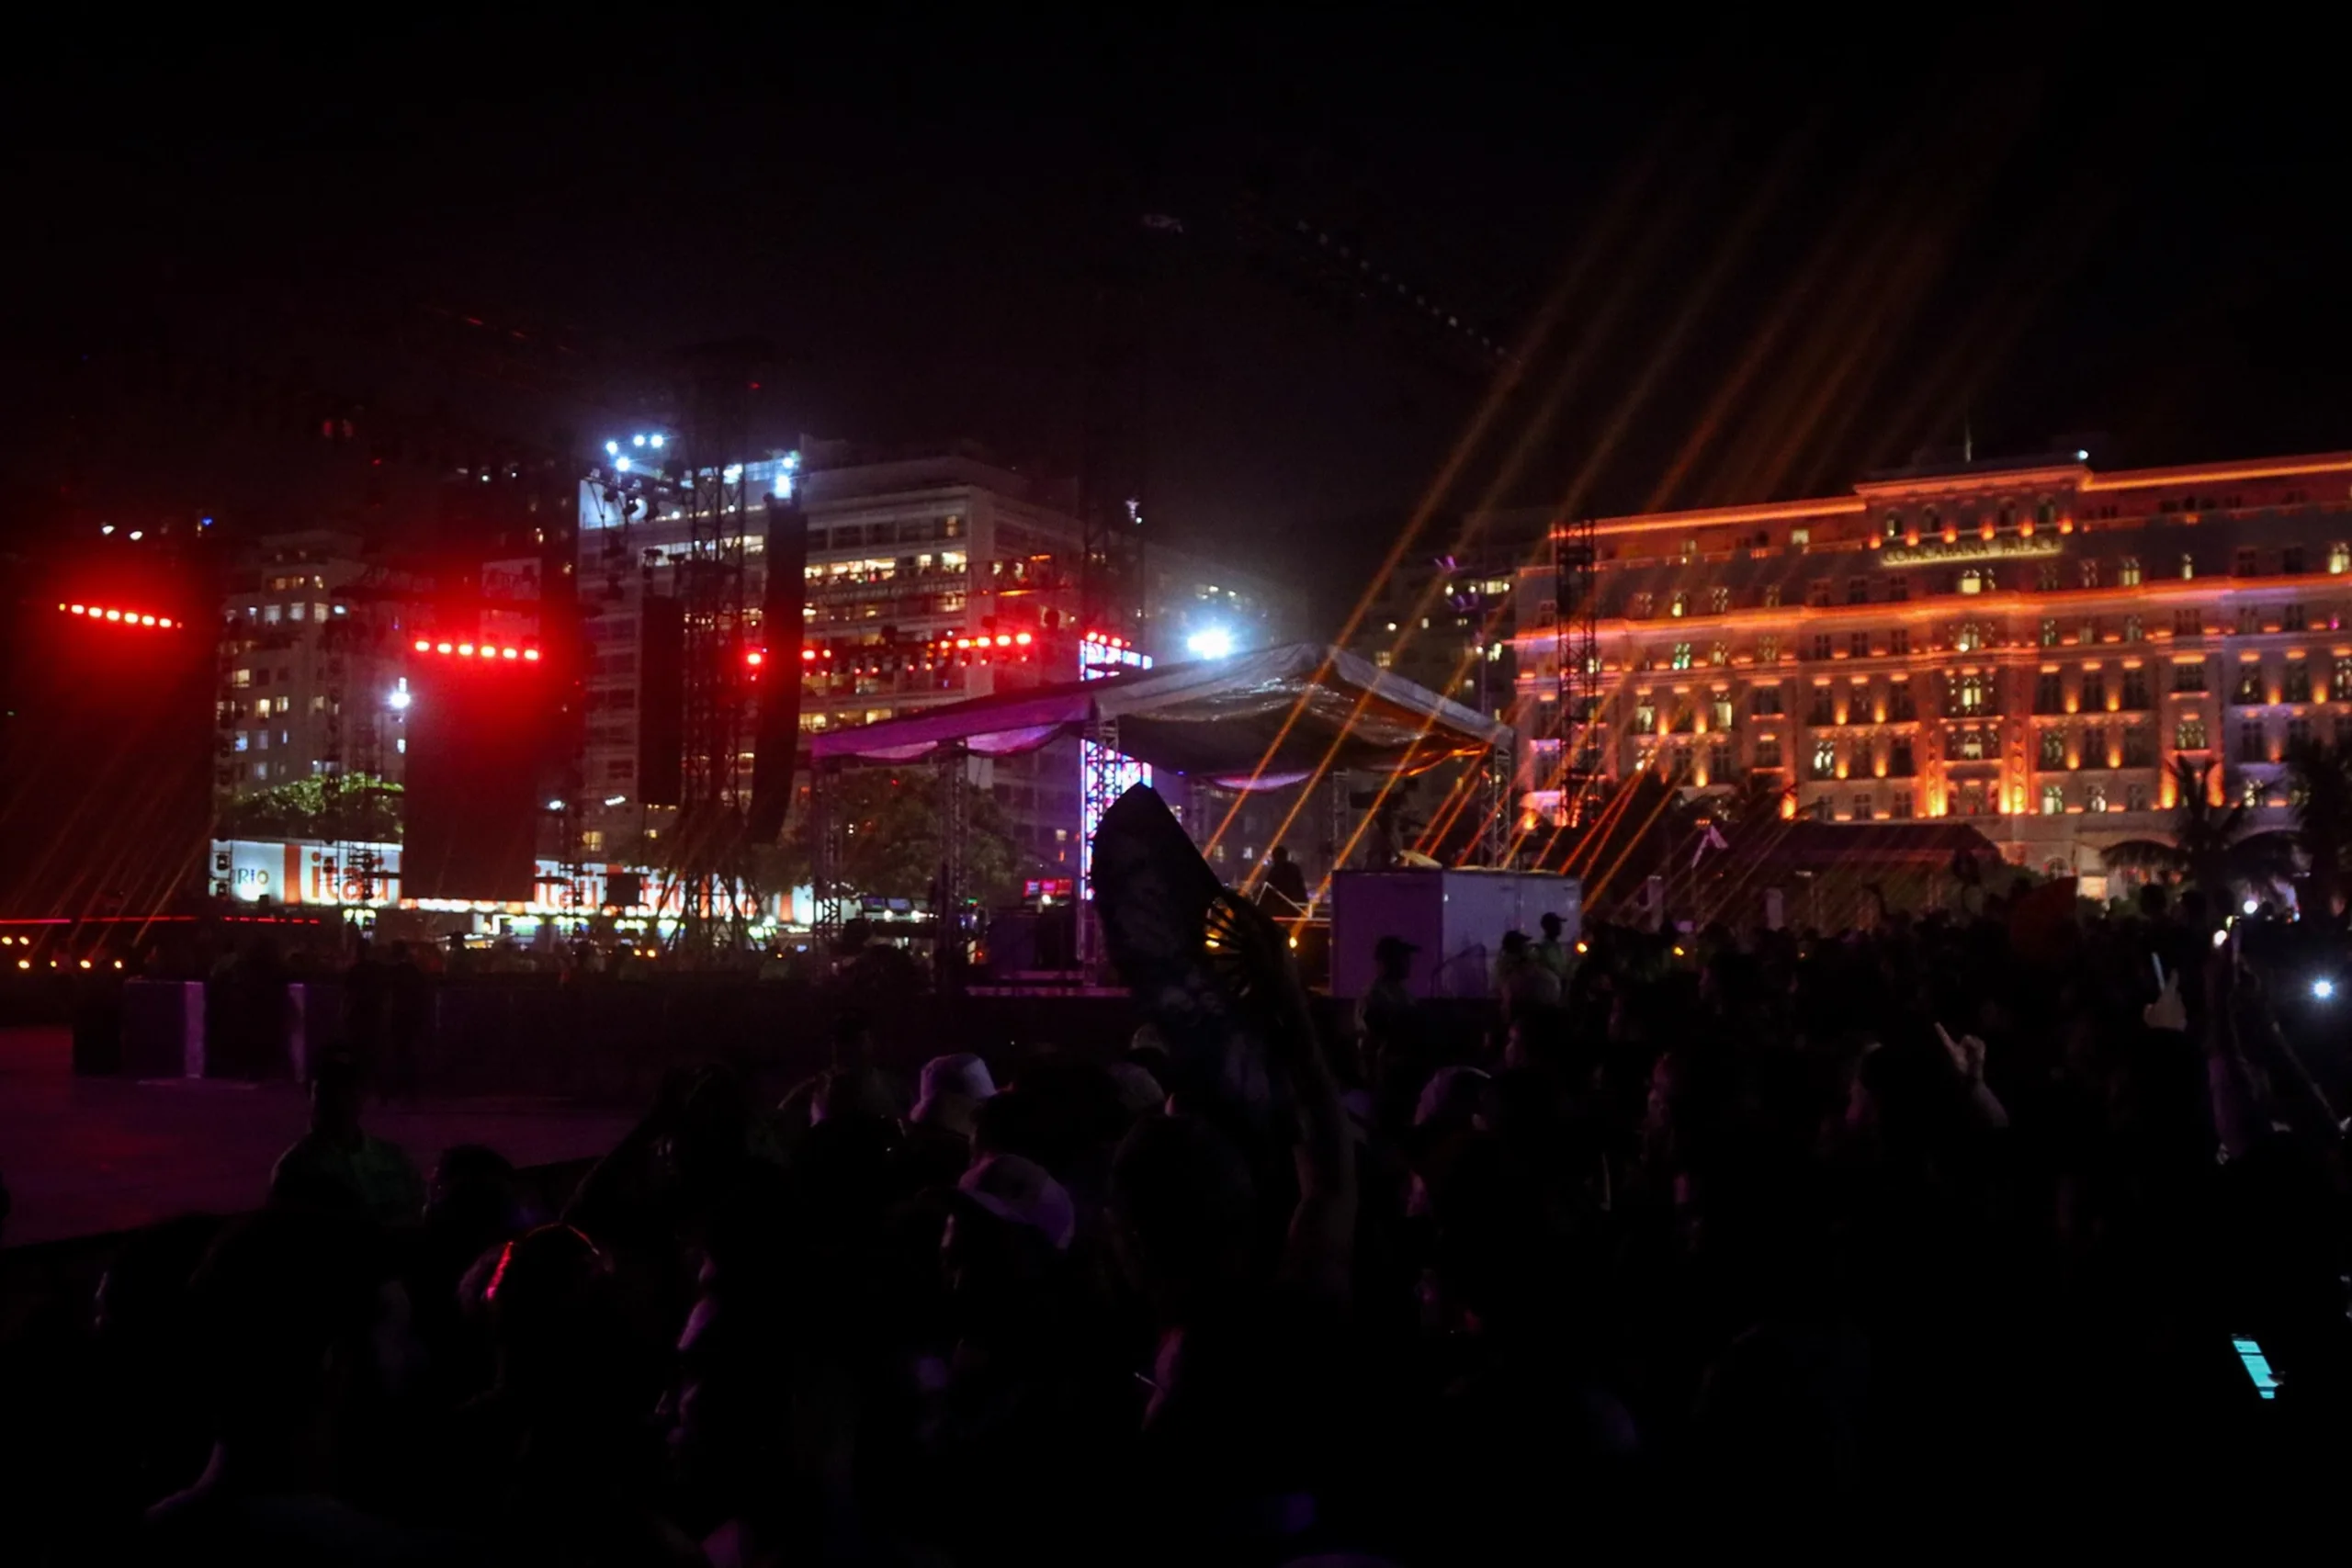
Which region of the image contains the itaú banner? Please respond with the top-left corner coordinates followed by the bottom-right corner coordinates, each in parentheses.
top-left (213, 840), bottom-right (403, 906)
top-left (211, 840), bottom-right (639, 915)
top-left (207, 840), bottom-right (790, 921)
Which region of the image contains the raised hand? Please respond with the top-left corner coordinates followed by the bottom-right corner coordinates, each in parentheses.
top-left (1935, 1021), bottom-right (1987, 1082)
top-left (2143, 955), bottom-right (2188, 1032)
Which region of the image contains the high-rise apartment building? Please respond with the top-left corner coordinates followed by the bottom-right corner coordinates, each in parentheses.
top-left (1512, 450), bottom-right (2352, 879)
top-left (213, 530), bottom-right (415, 804)
top-left (1351, 519), bottom-right (1542, 725)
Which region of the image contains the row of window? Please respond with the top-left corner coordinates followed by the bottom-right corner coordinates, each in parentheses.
top-left (1624, 543), bottom-right (2352, 617)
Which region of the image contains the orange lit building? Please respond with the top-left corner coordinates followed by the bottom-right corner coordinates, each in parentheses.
top-left (1513, 450), bottom-right (2352, 883)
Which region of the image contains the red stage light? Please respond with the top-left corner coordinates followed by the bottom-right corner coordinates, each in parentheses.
top-left (139, 615), bottom-right (155, 626)
top-left (523, 649), bottom-right (540, 661)
top-left (436, 642), bottom-right (454, 653)
top-left (995, 634), bottom-right (1011, 647)
top-left (415, 639), bottom-right (432, 652)
top-left (800, 648), bottom-right (816, 661)
top-left (502, 647), bottom-right (518, 660)
top-left (458, 643), bottom-right (475, 656)
top-left (158, 618), bottom-right (174, 628)
top-left (105, 610), bottom-right (121, 621)
top-left (69, 604), bottom-right (85, 615)
top-left (1015, 632), bottom-right (1033, 645)
top-left (746, 650), bottom-right (765, 667)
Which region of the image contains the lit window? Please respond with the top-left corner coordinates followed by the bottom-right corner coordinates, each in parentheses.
top-left (233, 732), bottom-right (249, 752)
top-left (2332, 543), bottom-right (2351, 575)
top-left (2177, 716), bottom-right (2208, 750)
top-left (395, 738), bottom-right (406, 754)
top-left (232, 668), bottom-right (252, 688)
top-left (289, 602), bottom-right (307, 621)
top-left (2041, 784), bottom-right (2065, 816)
top-left (1811, 739), bottom-right (1837, 779)
top-left (263, 605), bottom-right (282, 625)
top-left (2120, 557), bottom-right (2142, 587)
top-left (2180, 553), bottom-right (2196, 580)
top-left (1671, 643), bottom-right (1693, 671)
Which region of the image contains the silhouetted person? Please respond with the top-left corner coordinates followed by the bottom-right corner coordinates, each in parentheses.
top-left (269, 1055), bottom-right (424, 1224)
top-left (1257, 845), bottom-right (1311, 916)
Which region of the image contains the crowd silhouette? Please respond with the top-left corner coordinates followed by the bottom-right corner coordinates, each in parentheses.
top-left (3, 882), bottom-right (2347, 1563)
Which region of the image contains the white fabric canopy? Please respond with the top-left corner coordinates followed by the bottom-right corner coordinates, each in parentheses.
top-left (808, 642), bottom-right (1511, 780)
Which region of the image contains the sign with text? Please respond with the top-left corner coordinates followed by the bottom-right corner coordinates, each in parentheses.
top-left (1878, 536), bottom-right (2063, 569)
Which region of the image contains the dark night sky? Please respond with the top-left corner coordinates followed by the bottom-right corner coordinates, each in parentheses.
top-left (7, 19), bottom-right (2351, 615)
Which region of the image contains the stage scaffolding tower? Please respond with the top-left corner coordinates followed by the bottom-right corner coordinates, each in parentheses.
top-left (1551, 513), bottom-right (1603, 828)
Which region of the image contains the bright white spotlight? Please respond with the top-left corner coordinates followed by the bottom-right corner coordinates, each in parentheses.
top-left (388, 690), bottom-right (412, 710)
top-left (650, 433), bottom-right (664, 448)
top-left (605, 440), bottom-right (620, 456)
top-left (615, 456), bottom-right (632, 472)
top-left (99, 525), bottom-right (114, 536)
top-left (632, 434), bottom-right (647, 447)
top-left (1185, 626), bottom-right (1237, 660)
top-left (2314, 978), bottom-right (2336, 1001)
top-left (605, 794), bottom-right (628, 807)
top-left (2244, 898), bottom-right (2260, 916)
top-left (128, 530), bottom-right (143, 541)
top-left (546, 798), bottom-right (566, 811)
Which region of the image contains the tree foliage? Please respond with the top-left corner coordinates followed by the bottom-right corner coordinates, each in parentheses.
top-left (217, 773), bottom-right (403, 842)
top-left (783, 769), bottom-right (1032, 907)
top-left (2284, 737), bottom-right (2352, 922)
top-left (2100, 757), bottom-right (2294, 898)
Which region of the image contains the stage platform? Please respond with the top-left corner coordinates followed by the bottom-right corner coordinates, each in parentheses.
top-left (0, 1028), bottom-right (635, 1248)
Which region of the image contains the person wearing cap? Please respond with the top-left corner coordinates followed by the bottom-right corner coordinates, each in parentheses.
top-left (911, 1054), bottom-right (997, 1138)
top-left (922, 1154), bottom-right (1100, 1558)
top-left (900, 1053), bottom-right (1000, 1192)
top-left (1532, 910), bottom-right (1574, 984)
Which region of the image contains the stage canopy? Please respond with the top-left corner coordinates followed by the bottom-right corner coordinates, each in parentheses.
top-left (808, 642), bottom-right (1513, 789)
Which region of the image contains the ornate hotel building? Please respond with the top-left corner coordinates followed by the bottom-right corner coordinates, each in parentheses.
top-left (1514, 450), bottom-right (2352, 881)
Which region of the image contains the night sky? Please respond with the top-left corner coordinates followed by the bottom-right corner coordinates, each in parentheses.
top-left (8, 21), bottom-right (2351, 615)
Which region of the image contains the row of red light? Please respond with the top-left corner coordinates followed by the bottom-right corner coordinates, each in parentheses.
top-left (937, 632), bottom-right (1035, 651)
top-left (1080, 630), bottom-right (1130, 649)
top-left (412, 638), bottom-right (541, 661)
top-left (60, 603), bottom-right (178, 628)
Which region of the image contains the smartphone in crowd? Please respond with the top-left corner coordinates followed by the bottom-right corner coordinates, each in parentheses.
top-left (2231, 1334), bottom-right (2279, 1401)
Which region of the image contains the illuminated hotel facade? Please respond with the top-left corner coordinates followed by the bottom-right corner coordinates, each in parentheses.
top-left (1514, 450), bottom-right (2352, 882)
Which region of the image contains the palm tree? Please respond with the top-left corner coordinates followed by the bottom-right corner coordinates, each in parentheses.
top-left (2283, 737), bottom-right (2352, 923)
top-left (2101, 756), bottom-right (2296, 902)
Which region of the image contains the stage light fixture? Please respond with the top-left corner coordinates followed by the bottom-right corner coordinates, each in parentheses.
top-left (389, 690), bottom-right (412, 710)
top-left (414, 639), bottom-right (432, 652)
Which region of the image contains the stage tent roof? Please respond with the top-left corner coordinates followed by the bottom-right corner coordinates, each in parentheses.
top-left (807, 642), bottom-right (1513, 788)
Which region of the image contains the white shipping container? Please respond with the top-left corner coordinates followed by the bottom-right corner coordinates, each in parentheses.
top-left (1329, 869), bottom-right (1581, 999)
